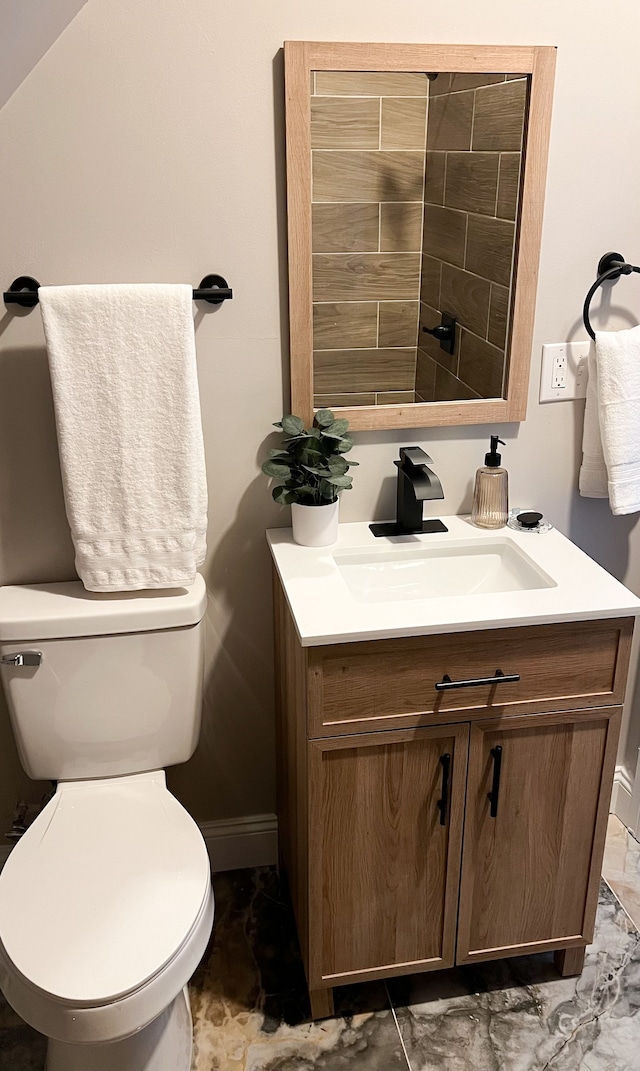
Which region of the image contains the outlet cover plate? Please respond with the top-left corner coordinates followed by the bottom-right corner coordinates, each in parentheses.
top-left (540, 341), bottom-right (590, 403)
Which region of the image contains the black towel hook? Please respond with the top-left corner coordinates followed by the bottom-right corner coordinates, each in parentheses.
top-left (3, 274), bottom-right (233, 310)
top-left (583, 252), bottom-right (640, 340)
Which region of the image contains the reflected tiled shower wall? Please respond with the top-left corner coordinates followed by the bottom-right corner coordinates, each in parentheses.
top-left (311, 71), bottom-right (428, 409)
top-left (417, 73), bottom-right (527, 401)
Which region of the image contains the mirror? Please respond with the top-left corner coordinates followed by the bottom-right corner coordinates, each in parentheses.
top-left (284, 42), bottom-right (556, 429)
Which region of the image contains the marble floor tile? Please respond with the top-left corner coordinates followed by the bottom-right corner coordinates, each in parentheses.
top-left (0, 988), bottom-right (45, 1071)
top-left (389, 882), bottom-right (640, 1071)
top-left (190, 866), bottom-right (409, 1070)
top-left (2, 813), bottom-right (640, 1070)
top-left (602, 814), bottom-right (640, 931)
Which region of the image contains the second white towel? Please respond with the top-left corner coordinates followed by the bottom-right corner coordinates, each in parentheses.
top-left (40, 283), bottom-right (208, 591)
top-left (579, 324), bottom-right (640, 514)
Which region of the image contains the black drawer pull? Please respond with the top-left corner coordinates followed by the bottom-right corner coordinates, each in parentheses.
top-left (435, 669), bottom-right (520, 691)
top-left (436, 753), bottom-right (451, 826)
top-left (488, 745), bottom-right (503, 818)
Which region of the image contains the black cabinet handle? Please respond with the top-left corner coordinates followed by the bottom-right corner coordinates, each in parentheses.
top-left (487, 745), bottom-right (503, 818)
top-left (435, 669), bottom-right (520, 691)
top-left (437, 753), bottom-right (451, 826)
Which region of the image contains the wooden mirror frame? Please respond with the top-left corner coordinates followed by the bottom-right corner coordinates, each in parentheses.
top-left (284, 41), bottom-right (556, 430)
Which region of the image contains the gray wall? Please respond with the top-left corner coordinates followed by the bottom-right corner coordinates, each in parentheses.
top-left (1, 0), bottom-right (640, 833)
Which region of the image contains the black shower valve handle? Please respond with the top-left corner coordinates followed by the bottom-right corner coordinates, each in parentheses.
top-left (421, 312), bottom-right (457, 355)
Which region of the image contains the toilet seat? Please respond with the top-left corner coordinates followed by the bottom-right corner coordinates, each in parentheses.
top-left (0, 771), bottom-right (211, 1009)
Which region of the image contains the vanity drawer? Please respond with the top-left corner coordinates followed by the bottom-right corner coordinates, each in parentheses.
top-left (307, 618), bottom-right (634, 738)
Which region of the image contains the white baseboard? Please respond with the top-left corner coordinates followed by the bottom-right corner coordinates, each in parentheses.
top-left (0, 813), bottom-right (279, 875)
top-left (611, 765), bottom-right (635, 830)
top-left (200, 813), bottom-right (278, 873)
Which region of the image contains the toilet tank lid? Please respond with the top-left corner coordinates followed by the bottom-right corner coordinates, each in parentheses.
top-left (0, 574), bottom-right (207, 641)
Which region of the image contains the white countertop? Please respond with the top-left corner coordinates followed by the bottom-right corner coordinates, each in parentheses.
top-left (267, 516), bottom-right (640, 646)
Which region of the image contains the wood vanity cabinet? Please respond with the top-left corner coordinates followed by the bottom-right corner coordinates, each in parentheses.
top-left (273, 574), bottom-right (633, 1019)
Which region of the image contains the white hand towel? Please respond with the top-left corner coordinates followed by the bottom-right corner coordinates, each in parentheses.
top-left (40, 283), bottom-right (208, 591)
top-left (579, 325), bottom-right (640, 514)
top-left (578, 348), bottom-right (608, 498)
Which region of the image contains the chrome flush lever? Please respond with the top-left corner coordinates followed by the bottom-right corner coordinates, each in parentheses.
top-left (1, 651), bottom-right (42, 667)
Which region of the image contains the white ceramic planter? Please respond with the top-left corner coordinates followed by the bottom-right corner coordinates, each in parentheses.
top-left (291, 500), bottom-right (339, 547)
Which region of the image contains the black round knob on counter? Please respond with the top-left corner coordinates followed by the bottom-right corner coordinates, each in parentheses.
top-left (516, 511), bottom-right (543, 529)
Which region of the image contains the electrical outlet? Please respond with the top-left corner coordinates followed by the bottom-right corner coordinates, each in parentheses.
top-left (540, 341), bottom-right (590, 402)
top-left (552, 351), bottom-right (566, 389)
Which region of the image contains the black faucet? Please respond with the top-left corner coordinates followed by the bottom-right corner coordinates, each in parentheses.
top-left (370, 447), bottom-right (448, 537)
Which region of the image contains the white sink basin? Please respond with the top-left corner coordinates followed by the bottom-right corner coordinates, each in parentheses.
top-left (333, 538), bottom-right (556, 603)
top-left (267, 518), bottom-right (640, 646)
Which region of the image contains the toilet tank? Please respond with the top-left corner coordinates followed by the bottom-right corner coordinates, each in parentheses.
top-left (0, 577), bottom-right (207, 781)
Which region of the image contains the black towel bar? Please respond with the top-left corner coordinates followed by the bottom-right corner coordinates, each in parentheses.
top-left (3, 274), bottom-right (233, 309)
top-left (583, 252), bottom-right (640, 340)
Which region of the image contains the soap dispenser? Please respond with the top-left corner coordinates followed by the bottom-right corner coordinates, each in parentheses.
top-left (471, 435), bottom-right (508, 529)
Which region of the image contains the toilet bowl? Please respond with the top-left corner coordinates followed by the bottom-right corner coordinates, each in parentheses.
top-left (0, 578), bottom-right (213, 1068)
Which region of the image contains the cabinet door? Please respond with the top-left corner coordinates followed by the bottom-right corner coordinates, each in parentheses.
top-left (308, 724), bottom-right (468, 987)
top-left (457, 708), bottom-right (620, 964)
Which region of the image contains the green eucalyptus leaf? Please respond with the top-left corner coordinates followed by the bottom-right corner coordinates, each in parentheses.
top-left (281, 414), bottom-right (306, 436)
top-left (314, 408), bottom-right (335, 428)
top-left (262, 459), bottom-right (293, 479)
top-left (328, 456), bottom-right (348, 475)
top-left (326, 474), bottom-right (352, 488)
top-left (322, 419), bottom-right (350, 437)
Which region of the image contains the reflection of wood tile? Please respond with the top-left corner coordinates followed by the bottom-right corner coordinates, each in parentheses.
top-left (311, 97), bottom-right (380, 148)
top-left (313, 301), bottom-right (378, 349)
top-left (497, 153), bottom-right (521, 220)
top-left (465, 216), bottom-right (515, 286)
top-left (434, 362), bottom-right (480, 400)
top-left (426, 73), bottom-right (452, 97)
top-left (421, 255), bottom-right (442, 308)
top-left (423, 205), bottom-right (466, 268)
top-left (458, 329), bottom-right (505, 397)
top-left (315, 71), bottom-right (428, 96)
top-left (445, 152), bottom-right (499, 216)
top-left (472, 80), bottom-right (527, 151)
top-left (416, 350), bottom-right (437, 400)
top-left (381, 98), bottom-right (427, 149)
top-left (440, 263), bottom-right (491, 336)
top-left (313, 252), bottom-right (420, 301)
top-left (424, 152), bottom-right (446, 205)
top-left (376, 390), bottom-right (416, 405)
top-left (450, 73), bottom-right (507, 92)
top-left (312, 203), bottom-right (379, 253)
top-left (419, 301), bottom-right (458, 371)
top-left (313, 150), bottom-right (425, 202)
top-left (379, 301), bottom-right (419, 347)
top-left (314, 392), bottom-right (376, 407)
top-left (380, 203), bottom-right (423, 252)
top-left (427, 91), bottom-right (473, 151)
top-left (314, 347), bottom-right (416, 393)
top-left (488, 284), bottom-right (509, 348)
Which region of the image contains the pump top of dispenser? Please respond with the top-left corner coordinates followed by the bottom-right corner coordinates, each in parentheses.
top-left (484, 435), bottom-right (505, 467)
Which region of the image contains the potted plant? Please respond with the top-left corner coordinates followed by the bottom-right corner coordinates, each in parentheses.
top-left (262, 409), bottom-right (358, 546)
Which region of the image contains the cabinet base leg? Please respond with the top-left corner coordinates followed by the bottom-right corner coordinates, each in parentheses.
top-left (554, 946), bottom-right (586, 977)
top-left (309, 987), bottom-right (335, 1020)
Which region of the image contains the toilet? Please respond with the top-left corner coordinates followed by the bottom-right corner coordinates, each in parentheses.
top-left (0, 576), bottom-right (213, 1071)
